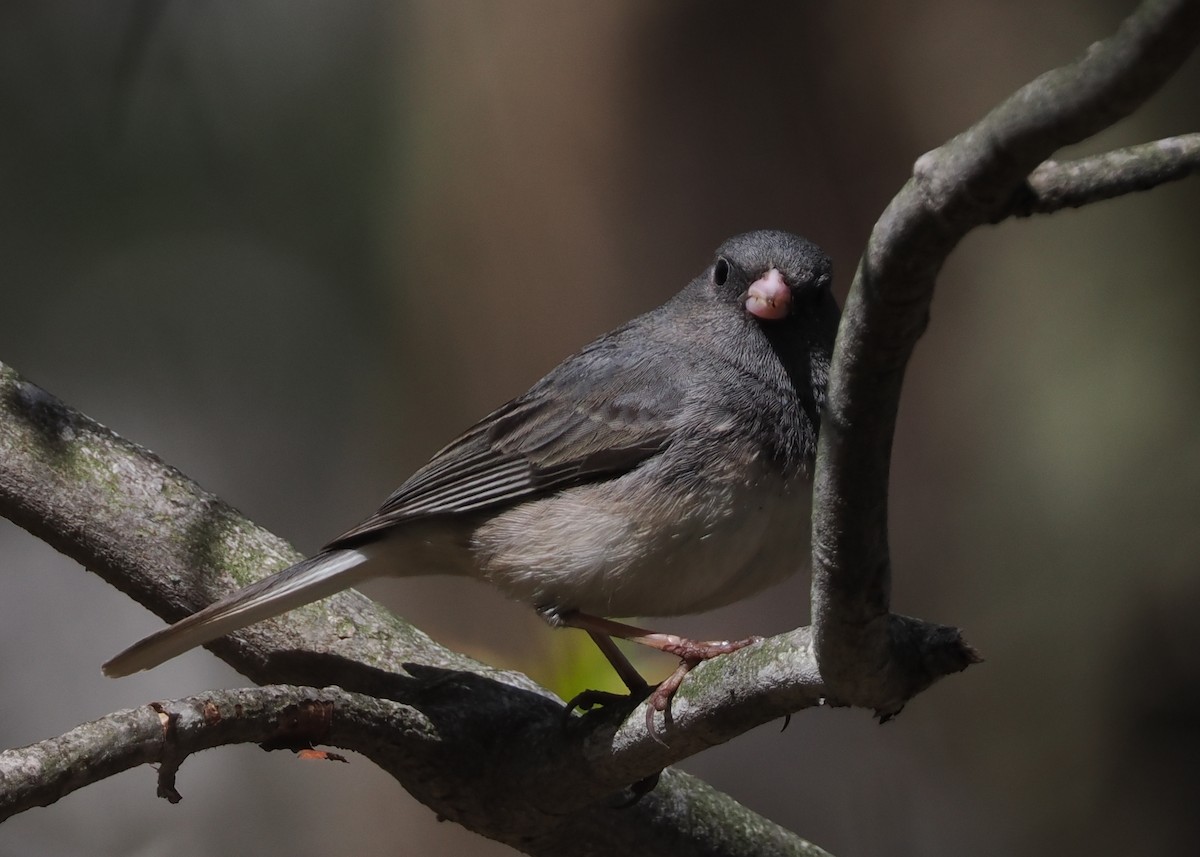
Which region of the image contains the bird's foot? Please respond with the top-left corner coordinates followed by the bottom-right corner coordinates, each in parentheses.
top-left (651, 634), bottom-right (764, 661)
top-left (642, 635), bottom-right (763, 741)
top-left (562, 684), bottom-right (650, 730)
top-left (564, 687), bottom-right (638, 716)
top-left (556, 613), bottom-right (765, 742)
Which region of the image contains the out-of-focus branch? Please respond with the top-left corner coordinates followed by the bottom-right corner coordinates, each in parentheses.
top-left (0, 361), bottom-right (827, 856)
top-left (811, 0), bottom-right (1200, 713)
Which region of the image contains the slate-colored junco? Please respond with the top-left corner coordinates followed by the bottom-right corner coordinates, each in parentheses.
top-left (104, 230), bottom-right (839, 730)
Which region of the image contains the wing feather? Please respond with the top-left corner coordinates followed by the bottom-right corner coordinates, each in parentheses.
top-left (326, 340), bottom-right (684, 548)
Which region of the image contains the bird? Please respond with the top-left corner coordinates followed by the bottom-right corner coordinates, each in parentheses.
top-left (104, 229), bottom-right (840, 734)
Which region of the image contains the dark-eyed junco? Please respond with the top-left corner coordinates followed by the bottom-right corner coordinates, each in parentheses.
top-left (104, 230), bottom-right (839, 731)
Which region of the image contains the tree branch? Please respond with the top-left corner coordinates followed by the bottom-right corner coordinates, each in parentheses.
top-left (1006, 134), bottom-right (1200, 217)
top-left (0, 687), bottom-right (353, 818)
top-left (0, 684), bottom-right (831, 857)
top-left (2, 0), bottom-right (1199, 852)
top-left (810, 0), bottom-right (1200, 712)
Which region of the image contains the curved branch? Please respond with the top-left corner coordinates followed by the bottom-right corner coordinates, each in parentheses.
top-left (811, 0), bottom-right (1200, 712)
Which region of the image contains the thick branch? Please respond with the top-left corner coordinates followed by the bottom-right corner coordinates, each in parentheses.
top-left (811, 0), bottom-right (1200, 712)
top-left (0, 360), bottom-right (827, 856)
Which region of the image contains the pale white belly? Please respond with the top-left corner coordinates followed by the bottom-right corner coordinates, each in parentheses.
top-left (471, 459), bottom-right (812, 618)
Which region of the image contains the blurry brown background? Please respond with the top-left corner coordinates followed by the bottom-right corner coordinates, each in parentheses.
top-left (2, 2), bottom-right (1199, 855)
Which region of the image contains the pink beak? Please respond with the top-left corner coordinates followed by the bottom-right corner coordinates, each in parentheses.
top-left (743, 268), bottom-right (791, 320)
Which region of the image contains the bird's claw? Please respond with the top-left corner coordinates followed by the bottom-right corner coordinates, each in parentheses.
top-left (562, 687), bottom-right (648, 730)
top-left (642, 636), bottom-right (763, 742)
top-left (566, 635), bottom-right (765, 745)
top-left (656, 634), bottom-right (764, 661)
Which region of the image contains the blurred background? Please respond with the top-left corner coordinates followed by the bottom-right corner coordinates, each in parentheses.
top-left (2, 1), bottom-right (1198, 855)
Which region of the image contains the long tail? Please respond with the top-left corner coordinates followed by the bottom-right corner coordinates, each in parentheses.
top-left (102, 548), bottom-right (375, 677)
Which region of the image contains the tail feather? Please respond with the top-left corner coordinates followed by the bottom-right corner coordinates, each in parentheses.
top-left (102, 548), bottom-right (373, 677)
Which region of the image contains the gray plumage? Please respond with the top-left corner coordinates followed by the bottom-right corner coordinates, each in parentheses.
top-left (104, 230), bottom-right (838, 677)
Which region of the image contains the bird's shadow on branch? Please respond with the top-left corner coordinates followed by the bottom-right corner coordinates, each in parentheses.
top-left (264, 649), bottom-right (635, 747)
top-left (258, 650), bottom-right (661, 808)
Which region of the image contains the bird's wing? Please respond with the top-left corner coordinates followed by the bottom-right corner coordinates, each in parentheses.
top-left (325, 340), bottom-right (686, 547)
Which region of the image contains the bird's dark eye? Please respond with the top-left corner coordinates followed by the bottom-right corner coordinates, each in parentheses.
top-left (713, 256), bottom-right (730, 286)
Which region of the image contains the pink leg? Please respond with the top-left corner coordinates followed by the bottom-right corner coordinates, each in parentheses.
top-left (560, 612), bottom-right (762, 738)
top-left (584, 630), bottom-right (649, 693)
